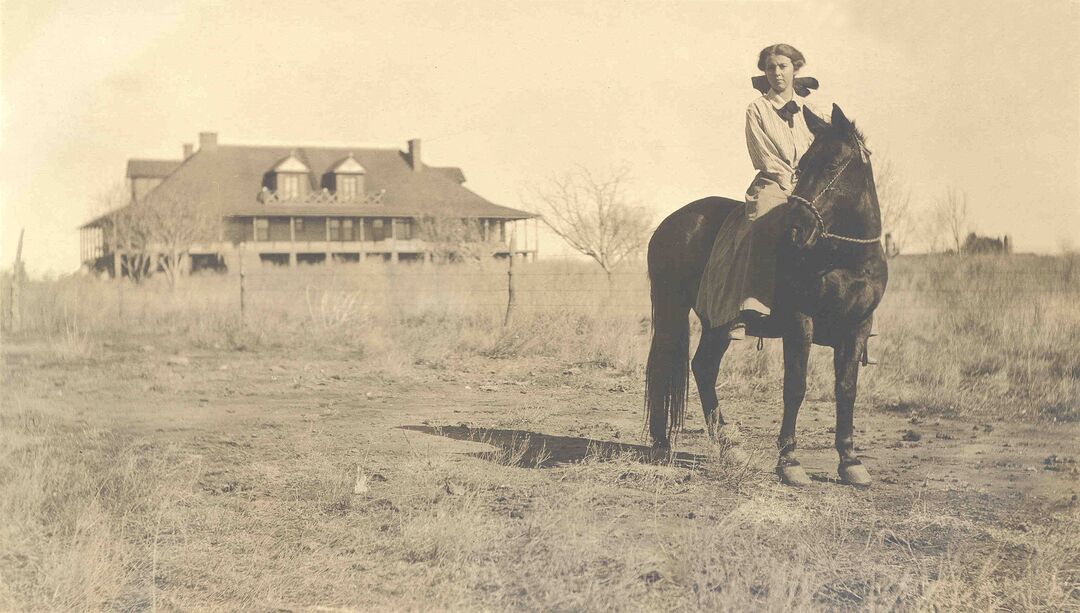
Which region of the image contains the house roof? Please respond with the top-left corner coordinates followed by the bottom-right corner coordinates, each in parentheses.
top-left (126, 159), bottom-right (182, 178)
top-left (332, 153), bottom-right (367, 174)
top-left (273, 152), bottom-right (309, 173)
top-left (89, 141), bottom-right (533, 228)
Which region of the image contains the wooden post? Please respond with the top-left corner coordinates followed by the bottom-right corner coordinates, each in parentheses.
top-left (239, 244), bottom-right (246, 324)
top-left (325, 217), bottom-right (332, 264)
top-left (118, 264), bottom-right (124, 320)
top-left (504, 229), bottom-right (516, 326)
top-left (4, 229), bottom-right (25, 332)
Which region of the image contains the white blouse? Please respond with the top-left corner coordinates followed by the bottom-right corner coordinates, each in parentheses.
top-left (745, 89), bottom-right (828, 193)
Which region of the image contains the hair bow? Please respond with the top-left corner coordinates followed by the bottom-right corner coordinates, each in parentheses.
top-left (751, 75), bottom-right (819, 97)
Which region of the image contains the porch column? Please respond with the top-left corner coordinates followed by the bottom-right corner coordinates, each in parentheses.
top-left (532, 218), bottom-right (538, 261)
top-left (389, 218), bottom-right (396, 263)
top-left (289, 217), bottom-right (297, 267)
top-left (325, 217), bottom-right (332, 264)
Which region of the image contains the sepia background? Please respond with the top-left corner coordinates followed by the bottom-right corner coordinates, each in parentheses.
top-left (2, 2), bottom-right (1079, 611)
top-left (2, 0), bottom-right (1078, 274)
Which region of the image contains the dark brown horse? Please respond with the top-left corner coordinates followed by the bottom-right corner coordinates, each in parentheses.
top-left (644, 104), bottom-right (887, 487)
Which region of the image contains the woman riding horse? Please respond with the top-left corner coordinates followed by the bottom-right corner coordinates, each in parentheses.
top-left (644, 43), bottom-right (887, 487)
top-left (697, 43), bottom-right (827, 339)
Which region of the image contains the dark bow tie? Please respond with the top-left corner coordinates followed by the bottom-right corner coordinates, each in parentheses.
top-left (776, 100), bottom-right (800, 127)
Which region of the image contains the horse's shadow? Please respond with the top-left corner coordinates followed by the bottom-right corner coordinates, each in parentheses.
top-left (399, 424), bottom-right (706, 469)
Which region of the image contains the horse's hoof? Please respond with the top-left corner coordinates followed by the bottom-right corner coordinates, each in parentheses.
top-left (838, 463), bottom-right (872, 488)
top-left (714, 426), bottom-right (748, 464)
top-left (723, 444), bottom-right (750, 465)
top-left (648, 443), bottom-right (672, 464)
top-left (715, 424), bottom-right (744, 447)
top-left (777, 463), bottom-right (812, 487)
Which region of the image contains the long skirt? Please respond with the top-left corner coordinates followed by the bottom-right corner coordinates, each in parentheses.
top-left (694, 178), bottom-right (789, 329)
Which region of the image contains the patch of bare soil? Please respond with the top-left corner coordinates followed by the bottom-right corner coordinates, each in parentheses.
top-left (3, 340), bottom-right (1078, 610)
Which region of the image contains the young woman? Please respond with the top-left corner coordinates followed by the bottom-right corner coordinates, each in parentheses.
top-left (696, 43), bottom-right (827, 339)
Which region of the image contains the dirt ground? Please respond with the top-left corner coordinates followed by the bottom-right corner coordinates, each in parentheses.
top-left (3, 337), bottom-right (1078, 610)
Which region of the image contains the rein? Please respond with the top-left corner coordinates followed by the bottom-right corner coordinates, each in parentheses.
top-left (789, 157), bottom-right (882, 245)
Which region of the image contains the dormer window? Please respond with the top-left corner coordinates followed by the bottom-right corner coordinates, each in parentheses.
top-left (331, 153), bottom-right (366, 201)
top-left (274, 151), bottom-right (310, 201)
top-left (339, 175), bottom-right (359, 200)
top-left (279, 174), bottom-right (302, 199)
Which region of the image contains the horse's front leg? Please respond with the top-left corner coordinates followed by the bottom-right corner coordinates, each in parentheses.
top-left (777, 314), bottom-right (813, 486)
top-left (835, 319), bottom-right (873, 487)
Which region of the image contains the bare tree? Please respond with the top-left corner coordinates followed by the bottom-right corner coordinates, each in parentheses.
top-left (524, 166), bottom-right (652, 284)
top-left (415, 216), bottom-right (488, 263)
top-left (933, 187), bottom-right (969, 254)
top-left (873, 157), bottom-right (915, 257)
top-left (143, 192), bottom-right (220, 289)
top-left (94, 182), bottom-right (154, 282)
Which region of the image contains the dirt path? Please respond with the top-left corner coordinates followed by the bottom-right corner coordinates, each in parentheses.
top-left (9, 341), bottom-right (1076, 531)
top-left (3, 341), bottom-right (1078, 610)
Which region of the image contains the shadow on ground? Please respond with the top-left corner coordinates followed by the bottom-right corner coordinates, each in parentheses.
top-left (399, 424), bottom-right (707, 469)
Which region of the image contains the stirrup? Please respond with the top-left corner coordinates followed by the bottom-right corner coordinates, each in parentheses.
top-left (728, 322), bottom-right (746, 341)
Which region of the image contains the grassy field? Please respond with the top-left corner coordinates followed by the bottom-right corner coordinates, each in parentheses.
top-left (2, 254), bottom-right (1078, 610)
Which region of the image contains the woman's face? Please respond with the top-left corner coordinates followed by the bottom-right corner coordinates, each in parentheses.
top-left (765, 54), bottom-right (796, 94)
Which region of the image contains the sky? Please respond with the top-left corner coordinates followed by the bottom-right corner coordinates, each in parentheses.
top-left (1, 0), bottom-right (1078, 275)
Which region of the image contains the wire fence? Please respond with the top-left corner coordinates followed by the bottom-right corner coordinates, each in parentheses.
top-left (4, 254), bottom-right (1078, 336)
top-left (222, 256), bottom-right (1080, 321)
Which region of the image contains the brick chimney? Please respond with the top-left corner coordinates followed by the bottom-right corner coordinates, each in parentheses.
top-left (199, 132), bottom-right (218, 152)
top-left (183, 143), bottom-right (194, 159)
top-left (408, 138), bottom-right (422, 172)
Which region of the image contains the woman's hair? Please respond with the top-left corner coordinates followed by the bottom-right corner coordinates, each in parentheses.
top-left (757, 44), bottom-right (806, 72)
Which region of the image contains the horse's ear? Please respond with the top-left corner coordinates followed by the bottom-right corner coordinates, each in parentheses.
top-left (803, 106), bottom-right (829, 136)
top-left (831, 104), bottom-right (852, 131)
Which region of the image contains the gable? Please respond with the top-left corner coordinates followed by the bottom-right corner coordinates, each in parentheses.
top-left (142, 141), bottom-right (535, 220)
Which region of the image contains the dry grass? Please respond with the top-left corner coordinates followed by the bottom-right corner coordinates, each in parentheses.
top-left (1, 253), bottom-right (1078, 610)
top-left (2, 397), bottom-right (1076, 611)
top-left (5, 253), bottom-right (1078, 421)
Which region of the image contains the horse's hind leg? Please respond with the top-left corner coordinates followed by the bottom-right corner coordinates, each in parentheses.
top-left (834, 326), bottom-right (872, 487)
top-left (692, 325), bottom-right (730, 441)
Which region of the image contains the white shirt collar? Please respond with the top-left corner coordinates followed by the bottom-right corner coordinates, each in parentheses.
top-left (766, 88), bottom-right (804, 110)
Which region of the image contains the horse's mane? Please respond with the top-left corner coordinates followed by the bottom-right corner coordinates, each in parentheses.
top-left (849, 122), bottom-right (867, 145)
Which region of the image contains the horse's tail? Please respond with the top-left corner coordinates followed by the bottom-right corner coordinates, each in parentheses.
top-left (644, 291), bottom-right (690, 447)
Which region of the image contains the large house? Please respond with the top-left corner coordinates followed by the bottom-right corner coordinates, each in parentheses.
top-left (80, 133), bottom-right (539, 274)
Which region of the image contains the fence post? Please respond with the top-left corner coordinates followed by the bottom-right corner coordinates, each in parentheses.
top-left (239, 245), bottom-right (246, 324)
top-left (4, 229), bottom-right (24, 332)
top-left (504, 230), bottom-right (516, 326)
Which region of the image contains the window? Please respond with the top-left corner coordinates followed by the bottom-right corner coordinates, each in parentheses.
top-left (255, 218), bottom-right (269, 241)
top-left (279, 174), bottom-right (301, 199)
top-left (338, 176), bottom-right (358, 200)
top-left (328, 218), bottom-right (341, 241)
top-left (294, 217), bottom-right (304, 233)
top-left (395, 218), bottom-right (412, 240)
top-left (342, 219), bottom-right (354, 241)
top-left (372, 218), bottom-right (385, 241)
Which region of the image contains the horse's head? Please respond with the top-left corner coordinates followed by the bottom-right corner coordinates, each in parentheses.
top-left (787, 104), bottom-right (874, 250)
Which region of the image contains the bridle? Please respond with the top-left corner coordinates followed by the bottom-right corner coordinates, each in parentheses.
top-left (788, 154), bottom-right (882, 245)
